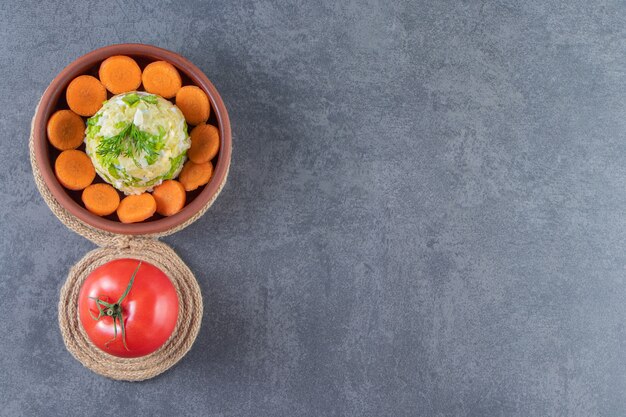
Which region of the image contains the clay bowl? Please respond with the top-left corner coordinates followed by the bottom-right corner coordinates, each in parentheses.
top-left (32, 44), bottom-right (231, 235)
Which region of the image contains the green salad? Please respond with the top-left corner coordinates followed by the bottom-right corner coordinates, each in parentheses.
top-left (84, 91), bottom-right (190, 195)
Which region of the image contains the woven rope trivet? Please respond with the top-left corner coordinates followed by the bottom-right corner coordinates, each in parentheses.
top-left (30, 98), bottom-right (229, 380)
top-left (58, 241), bottom-right (203, 381)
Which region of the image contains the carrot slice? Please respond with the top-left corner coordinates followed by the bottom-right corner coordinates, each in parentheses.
top-left (116, 193), bottom-right (157, 223)
top-left (47, 110), bottom-right (85, 150)
top-left (54, 150), bottom-right (95, 190)
top-left (175, 86), bottom-right (210, 125)
top-left (188, 124), bottom-right (220, 164)
top-left (152, 180), bottom-right (186, 216)
top-left (82, 183), bottom-right (120, 216)
top-left (98, 55), bottom-right (142, 94)
top-left (141, 61), bottom-right (182, 98)
top-left (66, 75), bottom-right (107, 116)
top-left (178, 160), bottom-right (213, 191)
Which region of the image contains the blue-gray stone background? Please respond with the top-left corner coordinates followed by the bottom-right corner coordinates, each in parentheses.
top-left (1, 1), bottom-right (625, 416)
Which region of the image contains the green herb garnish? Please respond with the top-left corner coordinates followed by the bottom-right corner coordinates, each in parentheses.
top-left (96, 123), bottom-right (166, 168)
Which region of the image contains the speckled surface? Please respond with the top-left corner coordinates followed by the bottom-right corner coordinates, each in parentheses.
top-left (1, 1), bottom-right (626, 416)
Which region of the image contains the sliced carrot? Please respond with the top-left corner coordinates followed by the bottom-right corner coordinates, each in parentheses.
top-left (178, 160), bottom-right (213, 191)
top-left (116, 193), bottom-right (157, 223)
top-left (66, 75), bottom-right (107, 117)
top-left (47, 110), bottom-right (85, 150)
top-left (152, 180), bottom-right (186, 216)
top-left (98, 55), bottom-right (142, 94)
top-left (82, 183), bottom-right (120, 216)
top-left (175, 86), bottom-right (210, 125)
top-left (141, 61), bottom-right (182, 98)
top-left (54, 150), bottom-right (95, 190)
top-left (188, 124), bottom-right (220, 164)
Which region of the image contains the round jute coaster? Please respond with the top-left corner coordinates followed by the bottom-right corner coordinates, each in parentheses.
top-left (58, 240), bottom-right (203, 381)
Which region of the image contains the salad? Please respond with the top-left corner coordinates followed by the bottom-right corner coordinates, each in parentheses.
top-left (84, 91), bottom-right (190, 195)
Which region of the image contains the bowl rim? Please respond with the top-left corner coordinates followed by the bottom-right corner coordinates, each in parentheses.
top-left (33, 43), bottom-right (231, 235)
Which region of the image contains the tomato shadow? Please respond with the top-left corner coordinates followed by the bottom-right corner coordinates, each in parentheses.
top-left (174, 266), bottom-right (260, 383)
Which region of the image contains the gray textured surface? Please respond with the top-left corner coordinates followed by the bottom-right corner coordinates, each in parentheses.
top-left (1, 1), bottom-right (626, 416)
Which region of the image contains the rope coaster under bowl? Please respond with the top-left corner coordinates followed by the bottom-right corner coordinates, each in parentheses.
top-left (30, 100), bottom-right (228, 381)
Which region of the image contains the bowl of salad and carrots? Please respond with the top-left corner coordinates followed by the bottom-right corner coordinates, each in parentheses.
top-left (32, 44), bottom-right (231, 235)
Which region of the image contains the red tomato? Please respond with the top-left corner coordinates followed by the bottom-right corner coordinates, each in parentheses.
top-left (78, 258), bottom-right (179, 358)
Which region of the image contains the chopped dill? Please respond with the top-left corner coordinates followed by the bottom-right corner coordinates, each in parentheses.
top-left (96, 123), bottom-right (166, 169)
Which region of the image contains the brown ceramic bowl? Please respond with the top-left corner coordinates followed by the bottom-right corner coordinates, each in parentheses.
top-left (33, 44), bottom-right (231, 235)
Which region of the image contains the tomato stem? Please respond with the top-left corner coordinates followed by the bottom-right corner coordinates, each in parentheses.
top-left (89, 261), bottom-right (142, 351)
